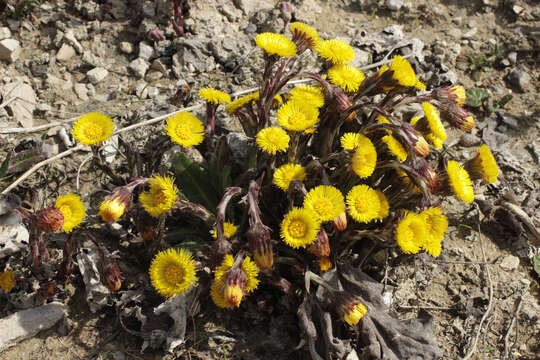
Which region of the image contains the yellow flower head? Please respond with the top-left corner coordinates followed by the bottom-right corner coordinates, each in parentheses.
top-left (374, 190), bottom-right (389, 220)
top-left (277, 100), bottom-right (319, 132)
top-left (328, 64), bottom-right (365, 92)
top-left (225, 92), bottom-right (259, 114)
top-left (0, 270), bottom-right (15, 292)
top-left (316, 39), bottom-right (355, 64)
top-left (422, 102), bottom-right (446, 141)
top-left (72, 112), bottom-right (114, 146)
top-left (381, 135), bottom-right (407, 162)
top-left (98, 198), bottom-right (126, 222)
top-left (475, 144), bottom-right (499, 183)
top-left (419, 207), bottom-right (448, 257)
top-left (198, 88), bottom-right (231, 104)
top-left (210, 277), bottom-right (232, 308)
top-left (343, 302), bottom-right (367, 326)
top-left (213, 221), bottom-right (238, 239)
top-left (290, 85), bottom-right (325, 108)
top-left (318, 257), bottom-right (332, 272)
top-left (346, 185), bottom-right (380, 223)
top-left (304, 185), bottom-right (345, 222)
top-left (139, 175), bottom-right (179, 217)
top-left (213, 254), bottom-right (259, 293)
top-left (396, 169), bottom-right (421, 193)
top-left (273, 163), bottom-right (307, 191)
top-left (55, 194), bottom-right (85, 232)
top-left (211, 254), bottom-right (260, 308)
top-left (280, 207), bottom-right (321, 249)
top-left (290, 22), bottom-right (320, 48)
top-left (446, 161), bottom-right (474, 203)
top-left (149, 248), bottom-right (198, 298)
top-left (426, 133), bottom-right (444, 149)
top-left (341, 132), bottom-right (362, 150)
top-left (256, 127), bottom-right (290, 155)
top-left (351, 136), bottom-right (377, 178)
top-left (389, 55), bottom-right (417, 87)
top-left (255, 33), bottom-right (297, 57)
top-left (451, 85), bottom-right (466, 106)
top-left (395, 211), bottom-right (427, 254)
top-left (164, 112), bottom-right (204, 148)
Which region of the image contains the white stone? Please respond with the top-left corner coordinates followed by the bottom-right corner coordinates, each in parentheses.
top-left (73, 83), bottom-right (89, 101)
top-left (138, 41), bottom-right (155, 60)
top-left (129, 58), bottom-right (150, 78)
top-left (0, 224), bottom-right (28, 259)
top-left (0, 39), bottom-right (21, 63)
top-left (0, 302), bottom-right (67, 352)
top-left (0, 82), bottom-right (36, 128)
top-left (56, 43), bottom-right (76, 62)
top-left (119, 41), bottom-right (134, 54)
top-left (87, 67), bottom-right (109, 84)
top-left (64, 30), bottom-right (83, 53)
top-left (500, 255), bottom-right (520, 271)
top-left (0, 27), bottom-right (12, 40)
top-left (386, 0), bottom-right (403, 11)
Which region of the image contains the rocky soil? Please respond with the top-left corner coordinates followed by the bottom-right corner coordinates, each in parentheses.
top-left (0, 0), bottom-right (539, 359)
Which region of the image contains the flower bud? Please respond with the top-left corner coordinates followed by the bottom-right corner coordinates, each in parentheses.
top-left (99, 187), bottom-right (131, 222)
top-left (136, 210), bottom-right (159, 242)
top-left (440, 103), bottom-right (475, 131)
top-left (334, 291), bottom-right (367, 326)
top-left (36, 207), bottom-right (64, 233)
top-left (101, 261), bottom-right (123, 291)
top-left (432, 85), bottom-right (466, 106)
top-left (0, 270), bottom-right (15, 292)
top-left (396, 123), bottom-right (430, 158)
top-left (247, 223), bottom-right (274, 270)
top-left (317, 256), bottom-right (332, 272)
top-left (309, 229), bottom-right (330, 258)
top-left (415, 158), bottom-right (440, 193)
top-left (333, 211), bottom-right (348, 232)
top-left (224, 268), bottom-right (247, 307)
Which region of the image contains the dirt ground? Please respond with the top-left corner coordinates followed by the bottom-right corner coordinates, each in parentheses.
top-left (0, 0), bottom-right (539, 359)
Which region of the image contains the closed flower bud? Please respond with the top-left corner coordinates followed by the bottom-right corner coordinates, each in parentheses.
top-left (396, 123), bottom-right (430, 158)
top-left (440, 103), bottom-right (475, 132)
top-left (317, 256), bottom-right (332, 272)
top-left (334, 291), bottom-right (367, 326)
top-left (432, 85), bottom-right (466, 106)
top-left (101, 261), bottom-right (123, 291)
top-left (224, 268), bottom-right (247, 307)
top-left (333, 211), bottom-right (347, 232)
top-left (36, 207), bottom-right (64, 233)
top-left (415, 158), bottom-right (440, 193)
top-left (136, 210), bottom-right (159, 242)
top-left (309, 229), bottom-right (330, 258)
top-left (99, 187), bottom-right (131, 222)
top-left (248, 221), bottom-right (274, 270)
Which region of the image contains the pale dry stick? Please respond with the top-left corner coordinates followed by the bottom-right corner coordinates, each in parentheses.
top-left (0, 97), bottom-right (16, 109)
top-left (76, 154), bottom-right (93, 193)
top-left (0, 114), bottom-right (83, 134)
top-left (502, 293), bottom-right (524, 359)
top-left (461, 204), bottom-right (494, 360)
top-left (398, 305), bottom-right (455, 311)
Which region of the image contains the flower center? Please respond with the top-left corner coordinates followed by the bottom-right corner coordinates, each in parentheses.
top-left (354, 199), bottom-right (368, 213)
top-left (175, 124), bottom-right (192, 141)
top-left (288, 220), bottom-right (307, 238)
top-left (164, 264), bottom-right (184, 285)
top-left (153, 190), bottom-right (167, 205)
top-left (58, 205), bottom-right (72, 220)
top-left (267, 132), bottom-right (281, 144)
top-left (84, 124), bottom-right (103, 139)
top-left (289, 112), bottom-right (306, 126)
top-left (313, 199), bottom-right (333, 216)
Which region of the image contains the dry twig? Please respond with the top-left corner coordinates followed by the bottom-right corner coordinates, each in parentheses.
top-left (503, 293), bottom-right (524, 359)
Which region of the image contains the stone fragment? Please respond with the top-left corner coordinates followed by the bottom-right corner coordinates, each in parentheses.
top-left (56, 43), bottom-right (75, 62)
top-left (507, 67), bottom-right (532, 92)
top-left (499, 255), bottom-right (520, 271)
top-left (0, 39), bottom-right (21, 63)
top-left (87, 67), bottom-right (109, 84)
top-left (119, 41), bottom-right (134, 54)
top-left (385, 0), bottom-right (403, 11)
top-left (129, 58), bottom-right (150, 78)
top-left (0, 224), bottom-right (28, 259)
top-left (74, 83), bottom-right (89, 101)
top-left (0, 82), bottom-right (36, 128)
top-left (0, 303), bottom-right (67, 352)
top-left (138, 41), bottom-right (155, 60)
top-left (0, 27), bottom-right (12, 40)
top-left (459, 133), bottom-right (481, 147)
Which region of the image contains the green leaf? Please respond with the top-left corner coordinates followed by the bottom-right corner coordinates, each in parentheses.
top-left (497, 94), bottom-right (513, 108)
top-left (172, 152), bottom-right (220, 212)
top-left (466, 88), bottom-right (490, 107)
top-left (534, 253), bottom-right (540, 278)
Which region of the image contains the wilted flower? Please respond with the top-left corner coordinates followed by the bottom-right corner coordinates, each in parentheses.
top-left (317, 257), bottom-right (332, 272)
top-left (440, 103), bottom-right (475, 132)
top-left (247, 223), bottom-right (274, 270)
top-left (334, 292), bottom-right (367, 325)
top-left (433, 85), bottom-right (466, 106)
top-left (333, 211), bottom-right (347, 232)
top-left (36, 207), bottom-right (64, 233)
top-left (309, 228), bottom-right (330, 258)
top-left (101, 260), bottom-right (123, 291)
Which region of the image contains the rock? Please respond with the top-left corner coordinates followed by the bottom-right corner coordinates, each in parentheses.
top-left (507, 51), bottom-right (517, 65)
top-left (0, 82), bottom-right (37, 128)
top-left (351, 48), bottom-right (371, 67)
top-left (0, 194), bottom-right (20, 215)
top-left (64, 30), bottom-right (83, 53)
top-left (81, 51), bottom-right (101, 67)
top-left (138, 41), bottom-right (155, 60)
top-left (129, 58), bottom-right (150, 78)
top-left (461, 28), bottom-right (477, 40)
top-left (496, 111), bottom-right (520, 131)
top-left (507, 67), bottom-right (532, 92)
top-left (0, 27), bottom-right (12, 40)
top-left (147, 86), bottom-right (159, 98)
top-left (526, 143), bottom-right (540, 164)
top-left (46, 74), bottom-right (73, 91)
top-left (87, 67), bottom-right (109, 84)
top-left (73, 83), bottom-right (89, 101)
top-left (0, 224), bottom-right (28, 259)
top-left (385, 0), bottom-right (403, 11)
top-left (56, 43), bottom-right (76, 62)
top-left (226, 132), bottom-right (254, 165)
top-left (0, 302), bottom-right (67, 352)
top-left (145, 70), bottom-right (163, 82)
top-left (141, 1), bottom-right (156, 17)
top-left (119, 41), bottom-right (134, 54)
top-left (0, 39), bottom-right (21, 63)
top-left (151, 58), bottom-right (168, 74)
top-left (459, 133), bottom-right (482, 147)
top-left (499, 255), bottom-right (520, 271)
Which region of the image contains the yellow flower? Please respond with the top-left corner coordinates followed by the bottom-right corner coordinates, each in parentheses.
top-left (395, 211), bottom-right (427, 254)
top-left (290, 22), bottom-right (320, 48)
top-left (289, 85), bottom-right (325, 108)
top-left (340, 132), bottom-right (362, 150)
top-left (396, 169), bottom-right (421, 193)
top-left (451, 85), bottom-right (466, 106)
top-left (315, 39), bottom-right (355, 64)
top-left (211, 254), bottom-right (260, 308)
top-left (381, 135), bottom-right (407, 162)
top-left (139, 175), bottom-right (179, 217)
top-left (410, 116), bottom-right (421, 126)
top-left (281, 207), bottom-right (321, 248)
top-left (225, 92), bottom-right (259, 114)
top-left (55, 194), bottom-right (85, 232)
top-left (72, 112), bottom-right (114, 146)
top-left (198, 88), bottom-right (231, 104)
top-left (212, 221), bottom-right (238, 239)
top-left (419, 207), bottom-right (448, 257)
top-left (346, 185), bottom-right (380, 223)
top-left (273, 163), bottom-right (306, 191)
top-left (422, 102), bottom-right (446, 141)
top-left (426, 133), bottom-right (444, 149)
top-left (256, 127), bottom-right (290, 154)
top-left (164, 112), bottom-right (205, 148)
top-left (304, 185), bottom-right (345, 222)
top-left (447, 161), bottom-right (474, 203)
top-left (240, 256), bottom-right (259, 293)
top-left (374, 190), bottom-right (389, 220)
top-left (149, 248), bottom-right (198, 298)
top-left (255, 33), bottom-right (297, 57)
top-left (98, 198), bottom-right (126, 222)
top-left (343, 302), bottom-right (367, 326)
top-left (473, 144), bottom-right (499, 183)
top-left (415, 79), bottom-right (427, 90)
top-left (277, 100), bottom-right (319, 131)
top-left (351, 136), bottom-right (377, 178)
top-left (210, 277), bottom-right (232, 309)
top-left (0, 270), bottom-right (15, 292)
top-left (328, 64), bottom-right (365, 92)
top-left (389, 55), bottom-right (417, 87)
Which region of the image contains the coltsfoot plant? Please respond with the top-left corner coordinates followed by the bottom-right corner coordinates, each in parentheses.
top-left (16, 22), bottom-right (500, 337)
